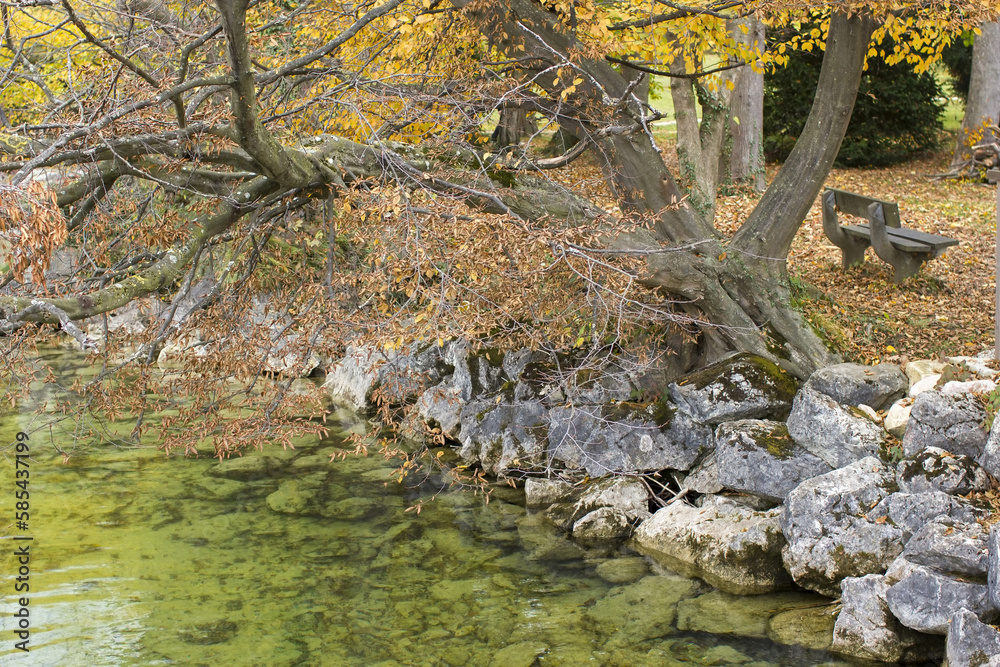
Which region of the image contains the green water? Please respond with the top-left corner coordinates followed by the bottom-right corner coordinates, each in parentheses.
top-left (0, 349), bottom-right (852, 667)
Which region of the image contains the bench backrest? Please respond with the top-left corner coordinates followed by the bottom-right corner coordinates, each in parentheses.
top-left (826, 187), bottom-right (901, 228)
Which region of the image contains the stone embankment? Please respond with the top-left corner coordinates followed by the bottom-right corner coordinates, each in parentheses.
top-left (326, 341), bottom-right (1000, 664)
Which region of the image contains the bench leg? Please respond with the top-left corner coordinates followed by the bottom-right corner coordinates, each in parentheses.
top-left (867, 202), bottom-right (927, 283)
top-left (822, 190), bottom-right (869, 269)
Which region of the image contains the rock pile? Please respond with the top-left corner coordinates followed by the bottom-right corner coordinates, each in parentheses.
top-left (325, 344), bottom-right (1000, 663)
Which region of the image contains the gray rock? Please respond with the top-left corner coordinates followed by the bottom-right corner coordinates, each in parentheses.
top-left (902, 390), bottom-right (988, 458)
top-left (715, 419), bottom-right (832, 502)
top-left (780, 457), bottom-right (901, 597)
top-left (524, 478), bottom-right (575, 508)
top-left (681, 451), bottom-right (723, 494)
top-left (633, 497), bottom-right (791, 595)
top-left (785, 387), bottom-right (885, 469)
top-left (947, 608), bottom-right (1000, 667)
top-left (866, 491), bottom-right (984, 543)
top-left (900, 519), bottom-right (988, 580)
top-left (805, 362), bottom-right (907, 410)
top-left (323, 345), bottom-right (388, 410)
top-left (547, 401), bottom-right (711, 477)
top-left (572, 507), bottom-right (634, 546)
top-left (979, 416), bottom-right (1000, 478)
top-left (897, 447), bottom-right (992, 496)
top-left (449, 341), bottom-right (508, 401)
top-left (458, 400), bottom-right (549, 475)
top-left (887, 565), bottom-right (994, 634)
top-left (832, 574), bottom-right (924, 663)
top-left (990, 525), bottom-right (1000, 610)
top-left (668, 353), bottom-right (798, 425)
top-left (571, 477), bottom-right (651, 523)
top-left (373, 341), bottom-right (452, 404)
top-left (415, 383), bottom-right (464, 439)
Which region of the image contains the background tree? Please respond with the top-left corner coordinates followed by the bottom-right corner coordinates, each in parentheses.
top-left (0, 0), bottom-right (995, 454)
top-left (949, 21), bottom-right (1000, 176)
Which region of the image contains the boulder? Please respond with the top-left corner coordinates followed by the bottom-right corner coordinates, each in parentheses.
top-left (457, 400), bottom-right (549, 475)
top-left (979, 417), bottom-right (1000, 478)
top-left (866, 491), bottom-right (984, 543)
top-left (947, 608), bottom-right (1000, 667)
top-left (681, 451), bottom-right (723, 494)
top-left (372, 341), bottom-right (452, 404)
top-left (675, 590), bottom-right (822, 639)
top-left (714, 420), bottom-right (831, 503)
top-left (668, 353), bottom-right (798, 425)
top-left (545, 477), bottom-right (651, 530)
top-left (948, 353), bottom-right (1000, 379)
top-left (547, 401), bottom-right (711, 477)
top-left (905, 359), bottom-right (947, 386)
top-left (902, 390), bottom-right (988, 459)
top-left (990, 525), bottom-right (1000, 610)
top-left (884, 398), bottom-right (913, 438)
top-left (897, 447), bottom-right (992, 496)
top-left (416, 383), bottom-right (464, 439)
top-left (910, 374), bottom-right (943, 397)
top-left (766, 605), bottom-right (837, 651)
top-left (899, 519), bottom-right (988, 579)
top-left (831, 574), bottom-right (926, 663)
top-left (207, 455), bottom-right (283, 481)
top-left (785, 387), bottom-right (885, 469)
top-left (571, 507), bottom-right (634, 546)
top-left (524, 478), bottom-right (575, 508)
top-left (886, 565), bottom-right (994, 634)
top-left (805, 362), bottom-right (907, 410)
top-left (633, 497), bottom-right (791, 595)
top-left (942, 379), bottom-right (999, 396)
top-left (323, 345), bottom-right (388, 410)
top-left (780, 457), bottom-right (901, 597)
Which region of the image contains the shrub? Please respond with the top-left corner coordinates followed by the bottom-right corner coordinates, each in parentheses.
top-left (763, 31), bottom-right (945, 167)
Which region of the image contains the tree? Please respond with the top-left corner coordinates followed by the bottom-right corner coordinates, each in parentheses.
top-left (950, 21), bottom-right (1000, 176)
top-left (0, 0), bottom-right (993, 453)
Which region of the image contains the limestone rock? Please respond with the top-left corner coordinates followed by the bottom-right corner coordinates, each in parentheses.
top-left (714, 419), bottom-right (831, 503)
top-left (905, 359), bottom-right (947, 386)
top-left (832, 574), bottom-right (924, 663)
top-left (947, 608), bottom-right (1000, 667)
top-left (681, 451), bottom-right (723, 494)
top-left (633, 497), bottom-right (791, 595)
top-left (524, 478), bottom-right (575, 508)
top-left (942, 379), bottom-right (999, 396)
top-left (979, 416), bottom-right (1000, 478)
top-left (900, 518), bottom-right (988, 580)
top-left (373, 341), bottom-right (453, 405)
top-left (594, 557), bottom-right (650, 585)
top-left (910, 374), bottom-right (942, 398)
top-left (323, 345), bottom-right (388, 410)
top-left (416, 383), bottom-right (464, 440)
top-left (805, 362), bottom-right (907, 410)
top-left (867, 491), bottom-right (984, 543)
top-left (571, 507), bottom-right (634, 546)
top-left (668, 353), bottom-right (798, 425)
top-left (785, 387), bottom-right (885, 469)
top-left (990, 525), bottom-right (1000, 610)
top-left (458, 400), bottom-right (549, 475)
top-left (902, 390), bottom-right (988, 459)
top-left (886, 565), bottom-right (994, 634)
top-left (766, 605), bottom-right (837, 651)
top-left (780, 457), bottom-right (901, 597)
top-left (897, 447), bottom-right (992, 496)
top-left (884, 398), bottom-right (914, 438)
top-left (547, 401), bottom-right (711, 477)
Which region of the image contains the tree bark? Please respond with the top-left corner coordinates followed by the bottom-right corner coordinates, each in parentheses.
top-left (951, 21), bottom-right (1000, 172)
top-left (719, 19), bottom-right (765, 192)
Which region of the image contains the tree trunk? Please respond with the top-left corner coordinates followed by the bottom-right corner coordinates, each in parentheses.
top-left (951, 21), bottom-right (1000, 173)
top-left (491, 107), bottom-right (536, 147)
top-left (719, 19), bottom-right (766, 192)
top-left (732, 11), bottom-right (877, 275)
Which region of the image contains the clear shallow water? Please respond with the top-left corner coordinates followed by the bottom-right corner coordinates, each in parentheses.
top-left (0, 349), bottom-right (853, 667)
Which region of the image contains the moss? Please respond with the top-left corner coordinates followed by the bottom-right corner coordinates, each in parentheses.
top-left (750, 424), bottom-right (796, 461)
top-left (678, 353), bottom-right (798, 403)
top-left (602, 399), bottom-right (676, 429)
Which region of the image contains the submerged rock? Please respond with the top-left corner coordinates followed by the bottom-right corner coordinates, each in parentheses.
top-left (766, 604), bottom-right (836, 651)
top-left (902, 390), bottom-right (988, 458)
top-left (668, 353), bottom-right (798, 425)
top-left (208, 455), bottom-right (283, 481)
top-left (780, 457), bottom-right (900, 597)
top-left (547, 401), bottom-right (710, 477)
top-left (785, 387), bottom-right (885, 469)
top-left (714, 419), bottom-right (831, 502)
top-left (523, 478), bottom-right (575, 508)
top-left (594, 557), bottom-right (650, 584)
top-left (633, 497), bottom-right (791, 595)
top-left (583, 574), bottom-right (701, 642)
top-left (572, 507), bottom-right (634, 546)
top-left (805, 362), bottom-right (907, 410)
top-left (675, 590), bottom-right (821, 639)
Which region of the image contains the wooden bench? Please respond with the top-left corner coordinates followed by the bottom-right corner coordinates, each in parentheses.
top-left (821, 187), bottom-right (959, 283)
